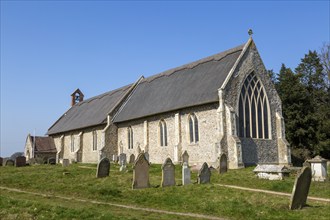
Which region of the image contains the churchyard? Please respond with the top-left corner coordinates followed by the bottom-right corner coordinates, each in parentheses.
top-left (1, 161), bottom-right (330, 220)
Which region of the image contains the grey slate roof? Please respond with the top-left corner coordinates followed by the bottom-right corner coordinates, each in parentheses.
top-left (113, 44), bottom-right (244, 123)
top-left (47, 85), bottom-right (132, 135)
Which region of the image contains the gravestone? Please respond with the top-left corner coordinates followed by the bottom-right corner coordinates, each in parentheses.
top-left (182, 162), bottom-right (191, 185)
top-left (5, 159), bottom-right (14, 166)
top-left (48, 158), bottom-right (56, 165)
top-left (96, 157), bottom-right (110, 178)
top-left (198, 162), bottom-right (211, 184)
top-left (144, 152), bottom-right (149, 162)
top-left (219, 154), bottom-right (228, 174)
top-left (0, 157), bottom-right (3, 166)
top-left (119, 153), bottom-right (127, 172)
top-left (62, 159), bottom-right (70, 167)
top-left (253, 164), bottom-right (290, 180)
top-left (307, 156), bottom-right (328, 182)
top-left (161, 158), bottom-right (176, 187)
top-left (289, 166), bottom-right (312, 210)
top-left (129, 154), bottom-right (135, 164)
top-left (182, 150), bottom-right (189, 165)
top-left (112, 155), bottom-right (118, 163)
top-left (15, 156), bottom-right (26, 167)
top-left (132, 153), bottom-right (150, 189)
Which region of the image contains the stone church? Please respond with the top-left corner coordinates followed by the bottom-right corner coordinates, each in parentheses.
top-left (46, 38), bottom-right (291, 168)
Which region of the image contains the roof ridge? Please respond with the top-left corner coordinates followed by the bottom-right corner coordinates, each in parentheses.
top-left (142, 44), bottom-right (244, 84)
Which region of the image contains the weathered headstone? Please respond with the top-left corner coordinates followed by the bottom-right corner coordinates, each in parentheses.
top-left (119, 153), bottom-right (127, 172)
top-left (182, 162), bottom-right (191, 185)
top-left (182, 150), bottom-right (189, 165)
top-left (144, 152), bottom-right (149, 162)
top-left (0, 157), bottom-right (3, 166)
top-left (161, 158), bottom-right (176, 187)
top-left (129, 154), bottom-right (135, 164)
top-left (253, 164), bottom-right (290, 180)
top-left (307, 155), bottom-right (328, 182)
top-left (289, 166), bottom-right (312, 210)
top-left (219, 153), bottom-right (228, 174)
top-left (132, 153), bottom-right (150, 189)
top-left (112, 155), bottom-right (118, 163)
top-left (96, 157), bottom-right (110, 178)
top-left (62, 159), bottom-right (70, 167)
top-left (48, 157), bottom-right (56, 165)
top-left (198, 162), bottom-right (211, 184)
top-left (15, 156), bottom-right (26, 167)
top-left (5, 159), bottom-right (14, 166)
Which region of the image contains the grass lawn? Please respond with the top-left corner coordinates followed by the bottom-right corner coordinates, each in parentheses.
top-left (1, 163), bottom-right (329, 220)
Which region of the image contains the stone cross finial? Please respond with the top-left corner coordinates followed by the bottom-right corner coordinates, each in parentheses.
top-left (248, 29), bottom-right (253, 37)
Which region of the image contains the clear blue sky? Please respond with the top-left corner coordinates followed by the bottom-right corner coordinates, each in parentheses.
top-left (1, 1), bottom-right (329, 157)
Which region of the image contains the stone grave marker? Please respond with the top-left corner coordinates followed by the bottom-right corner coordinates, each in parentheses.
top-left (48, 158), bottom-right (56, 165)
top-left (0, 157), bottom-right (3, 166)
top-left (96, 157), bottom-right (110, 178)
top-left (132, 153), bottom-right (150, 189)
top-left (182, 162), bottom-right (191, 185)
top-left (5, 159), bottom-right (14, 166)
top-left (307, 155), bottom-right (328, 181)
top-left (289, 166), bottom-right (312, 210)
top-left (62, 159), bottom-right (70, 167)
top-left (15, 156), bottom-right (26, 167)
top-left (198, 162), bottom-right (211, 184)
top-left (182, 150), bottom-right (189, 165)
top-left (253, 164), bottom-right (290, 180)
top-left (161, 158), bottom-right (175, 187)
top-left (219, 153), bottom-right (228, 174)
top-left (119, 153), bottom-right (127, 172)
top-left (129, 154), bottom-right (135, 164)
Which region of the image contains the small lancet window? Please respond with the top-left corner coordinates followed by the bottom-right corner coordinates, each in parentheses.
top-left (71, 134), bottom-right (75, 152)
top-left (159, 120), bottom-right (168, 146)
top-left (127, 126), bottom-right (133, 149)
top-left (238, 73), bottom-right (271, 139)
top-left (188, 114), bottom-right (199, 143)
top-left (92, 131), bottom-right (97, 151)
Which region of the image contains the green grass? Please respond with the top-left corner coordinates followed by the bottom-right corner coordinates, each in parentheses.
top-left (1, 163), bottom-right (329, 220)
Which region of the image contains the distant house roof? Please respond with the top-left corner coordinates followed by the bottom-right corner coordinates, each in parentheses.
top-left (47, 85), bottom-right (132, 135)
top-left (113, 44), bottom-right (244, 123)
top-left (30, 136), bottom-right (57, 153)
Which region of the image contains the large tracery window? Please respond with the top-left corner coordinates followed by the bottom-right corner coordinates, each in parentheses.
top-left (238, 73), bottom-right (271, 139)
top-left (159, 120), bottom-right (168, 147)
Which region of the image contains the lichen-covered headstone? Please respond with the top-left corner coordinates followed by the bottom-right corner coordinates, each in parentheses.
top-left (5, 159), bottom-right (14, 166)
top-left (62, 159), bottom-right (70, 167)
top-left (182, 162), bottom-right (191, 185)
top-left (289, 166), bottom-right (312, 210)
top-left (182, 150), bottom-right (189, 165)
top-left (198, 162), bottom-right (211, 184)
top-left (161, 158), bottom-right (175, 187)
top-left (15, 156), bottom-right (26, 167)
top-left (129, 154), bottom-right (135, 164)
top-left (219, 153), bottom-right (228, 174)
top-left (119, 153), bottom-right (127, 172)
top-left (96, 157), bottom-right (110, 178)
top-left (132, 153), bottom-right (150, 189)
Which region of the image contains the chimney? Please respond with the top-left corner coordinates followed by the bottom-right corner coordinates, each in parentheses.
top-left (71, 88), bottom-right (84, 106)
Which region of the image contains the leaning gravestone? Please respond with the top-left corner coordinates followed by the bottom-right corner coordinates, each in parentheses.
top-left (15, 156), bottom-right (26, 167)
top-left (182, 162), bottom-right (191, 185)
top-left (182, 150), bottom-right (189, 165)
top-left (289, 166), bottom-right (312, 210)
top-left (161, 158), bottom-right (176, 187)
top-left (5, 159), bottom-right (14, 166)
top-left (119, 153), bottom-right (127, 172)
top-left (48, 158), bottom-right (56, 165)
top-left (96, 157), bottom-right (110, 178)
top-left (129, 154), bottom-right (135, 164)
top-left (219, 154), bottom-right (228, 174)
top-left (132, 153), bottom-right (150, 189)
top-left (62, 159), bottom-right (70, 167)
top-left (0, 157), bottom-right (3, 166)
top-left (198, 162), bottom-right (211, 184)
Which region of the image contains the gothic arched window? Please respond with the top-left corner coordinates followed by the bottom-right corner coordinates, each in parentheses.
top-left (127, 126), bottom-right (133, 149)
top-left (159, 120), bottom-right (168, 146)
top-left (92, 130), bottom-right (97, 151)
top-left (189, 114), bottom-right (199, 143)
top-left (238, 73), bottom-right (271, 139)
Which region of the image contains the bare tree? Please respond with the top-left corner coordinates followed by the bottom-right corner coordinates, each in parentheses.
top-left (319, 42), bottom-right (330, 88)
